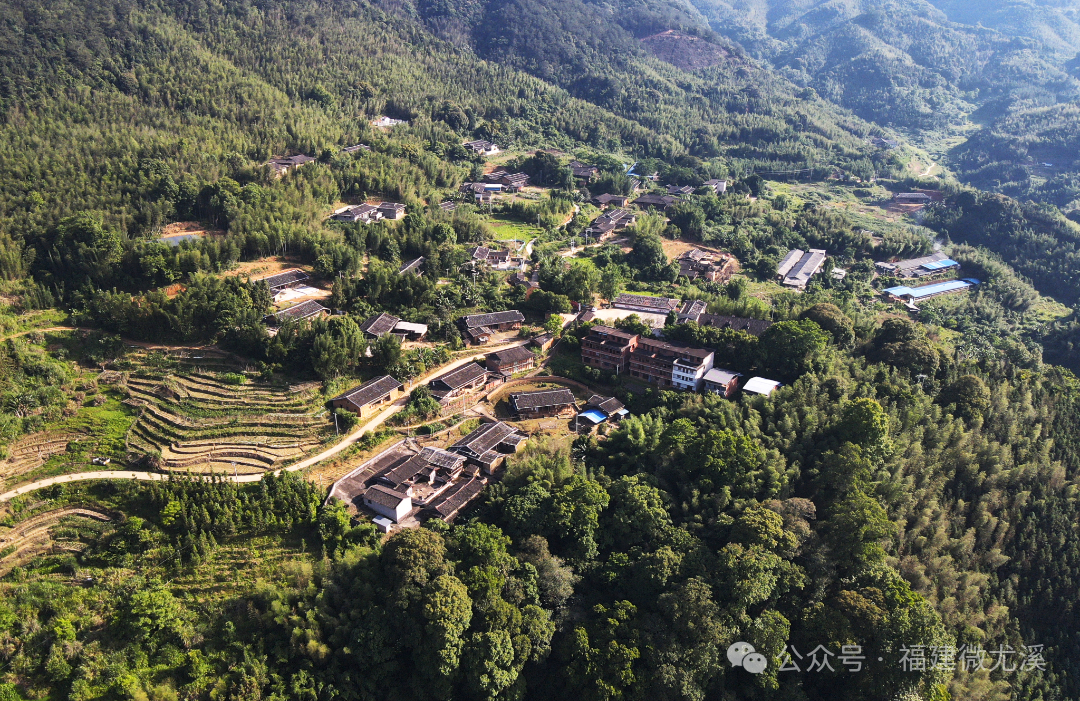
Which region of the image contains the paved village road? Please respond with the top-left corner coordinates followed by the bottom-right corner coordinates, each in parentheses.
top-left (0, 338), bottom-right (536, 502)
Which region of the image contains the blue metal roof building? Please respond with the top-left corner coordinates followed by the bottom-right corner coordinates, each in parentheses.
top-left (884, 278), bottom-right (980, 300)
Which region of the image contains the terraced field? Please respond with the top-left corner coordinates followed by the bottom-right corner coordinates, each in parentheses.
top-left (122, 364), bottom-right (331, 474)
top-left (0, 506), bottom-right (115, 575)
top-left (0, 431), bottom-right (84, 482)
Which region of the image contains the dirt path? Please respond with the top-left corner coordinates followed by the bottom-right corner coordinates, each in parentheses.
top-left (0, 338), bottom-right (535, 502)
top-left (0, 326), bottom-right (77, 343)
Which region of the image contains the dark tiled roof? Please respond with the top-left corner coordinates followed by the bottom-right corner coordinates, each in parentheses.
top-left (511, 389), bottom-right (576, 411)
top-left (461, 310), bottom-right (525, 329)
top-left (430, 362), bottom-right (488, 391)
top-left (274, 300), bottom-right (328, 322)
top-left (435, 478), bottom-right (484, 518)
top-left (633, 194), bottom-right (679, 209)
top-left (255, 269), bottom-right (309, 289)
top-left (450, 422), bottom-right (524, 458)
top-left (335, 375), bottom-right (403, 409)
top-left (697, 314), bottom-right (773, 337)
top-left (613, 293), bottom-right (680, 312)
top-left (587, 394), bottom-right (625, 414)
top-left (529, 333), bottom-right (553, 347)
top-left (378, 202), bottom-right (406, 212)
top-left (489, 345), bottom-right (534, 364)
top-left (399, 257), bottom-right (424, 274)
top-left (468, 245), bottom-right (491, 260)
top-left (360, 313), bottom-right (402, 337)
top-left (364, 484), bottom-right (409, 509)
top-left (380, 447), bottom-right (465, 489)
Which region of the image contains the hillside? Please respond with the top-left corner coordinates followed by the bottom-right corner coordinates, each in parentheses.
top-left (682, 0), bottom-right (1080, 206)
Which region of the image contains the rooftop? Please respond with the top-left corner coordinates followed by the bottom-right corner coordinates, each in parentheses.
top-left (704, 367), bottom-right (742, 385)
top-left (273, 300), bottom-right (328, 322)
top-left (450, 421), bottom-right (525, 457)
top-left (489, 345), bottom-right (535, 364)
top-left (461, 310), bottom-right (525, 329)
top-left (743, 377), bottom-right (782, 396)
top-left (884, 279), bottom-right (979, 299)
top-left (431, 362), bottom-right (488, 391)
top-left (399, 257), bottom-right (425, 274)
top-left (335, 375), bottom-right (404, 408)
top-left (364, 484), bottom-right (409, 509)
top-left (255, 269), bottom-right (309, 289)
top-left (586, 394), bottom-right (625, 415)
top-left (359, 312), bottom-right (402, 337)
top-left (510, 388), bottom-right (576, 411)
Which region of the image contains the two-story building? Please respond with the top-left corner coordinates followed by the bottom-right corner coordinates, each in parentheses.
top-left (486, 346), bottom-right (536, 376)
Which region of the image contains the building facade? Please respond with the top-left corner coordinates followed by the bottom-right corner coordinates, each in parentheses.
top-left (581, 326), bottom-right (639, 373)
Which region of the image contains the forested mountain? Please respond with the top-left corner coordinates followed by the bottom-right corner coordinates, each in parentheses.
top-left (4, 0), bottom-right (1080, 699)
top-left (679, 0), bottom-right (1080, 207)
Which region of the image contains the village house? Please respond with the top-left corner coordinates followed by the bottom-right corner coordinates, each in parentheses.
top-left (465, 139), bottom-right (500, 156)
top-left (376, 446), bottom-right (466, 498)
top-left (570, 161), bottom-right (599, 181)
top-left (529, 333), bottom-right (555, 353)
top-left (459, 310), bottom-right (525, 343)
top-left (632, 193), bottom-right (679, 211)
top-left (330, 375), bottom-right (404, 418)
top-left (676, 299), bottom-right (707, 324)
top-left (777, 249), bottom-right (827, 289)
top-left (268, 300), bottom-right (329, 325)
top-left (586, 394), bottom-right (627, 420)
top-left (666, 184), bottom-right (695, 197)
top-left (359, 312), bottom-right (402, 339)
top-left (702, 368), bottom-right (742, 398)
top-left (486, 345), bottom-right (536, 376)
top-left (255, 269), bottom-right (310, 294)
top-left (342, 143), bottom-right (370, 154)
top-left (266, 154), bottom-right (316, 177)
top-left (612, 293), bottom-right (681, 315)
top-left (586, 208), bottom-right (636, 237)
top-left (510, 389), bottom-right (577, 419)
top-left (434, 478), bottom-right (486, 521)
top-left (498, 172), bottom-right (530, 192)
top-left (448, 421), bottom-right (528, 472)
top-left (581, 325), bottom-right (639, 373)
top-left (677, 250), bottom-right (735, 282)
top-left (362, 484), bottom-right (412, 523)
top-left (377, 202), bottom-right (407, 220)
top-left (428, 362), bottom-right (492, 405)
top-left (592, 193), bottom-right (631, 208)
top-left (331, 203), bottom-right (382, 224)
top-left (704, 179), bottom-right (727, 195)
top-left (394, 322), bottom-right (428, 341)
top-left (509, 270), bottom-right (540, 295)
top-left (398, 257), bottom-right (425, 276)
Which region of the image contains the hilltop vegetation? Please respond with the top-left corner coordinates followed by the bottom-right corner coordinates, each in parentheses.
top-left (3, 0), bottom-right (1080, 699)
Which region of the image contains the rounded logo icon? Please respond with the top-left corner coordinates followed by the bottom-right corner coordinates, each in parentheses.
top-left (727, 641), bottom-right (756, 667)
top-left (742, 652), bottom-right (768, 674)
